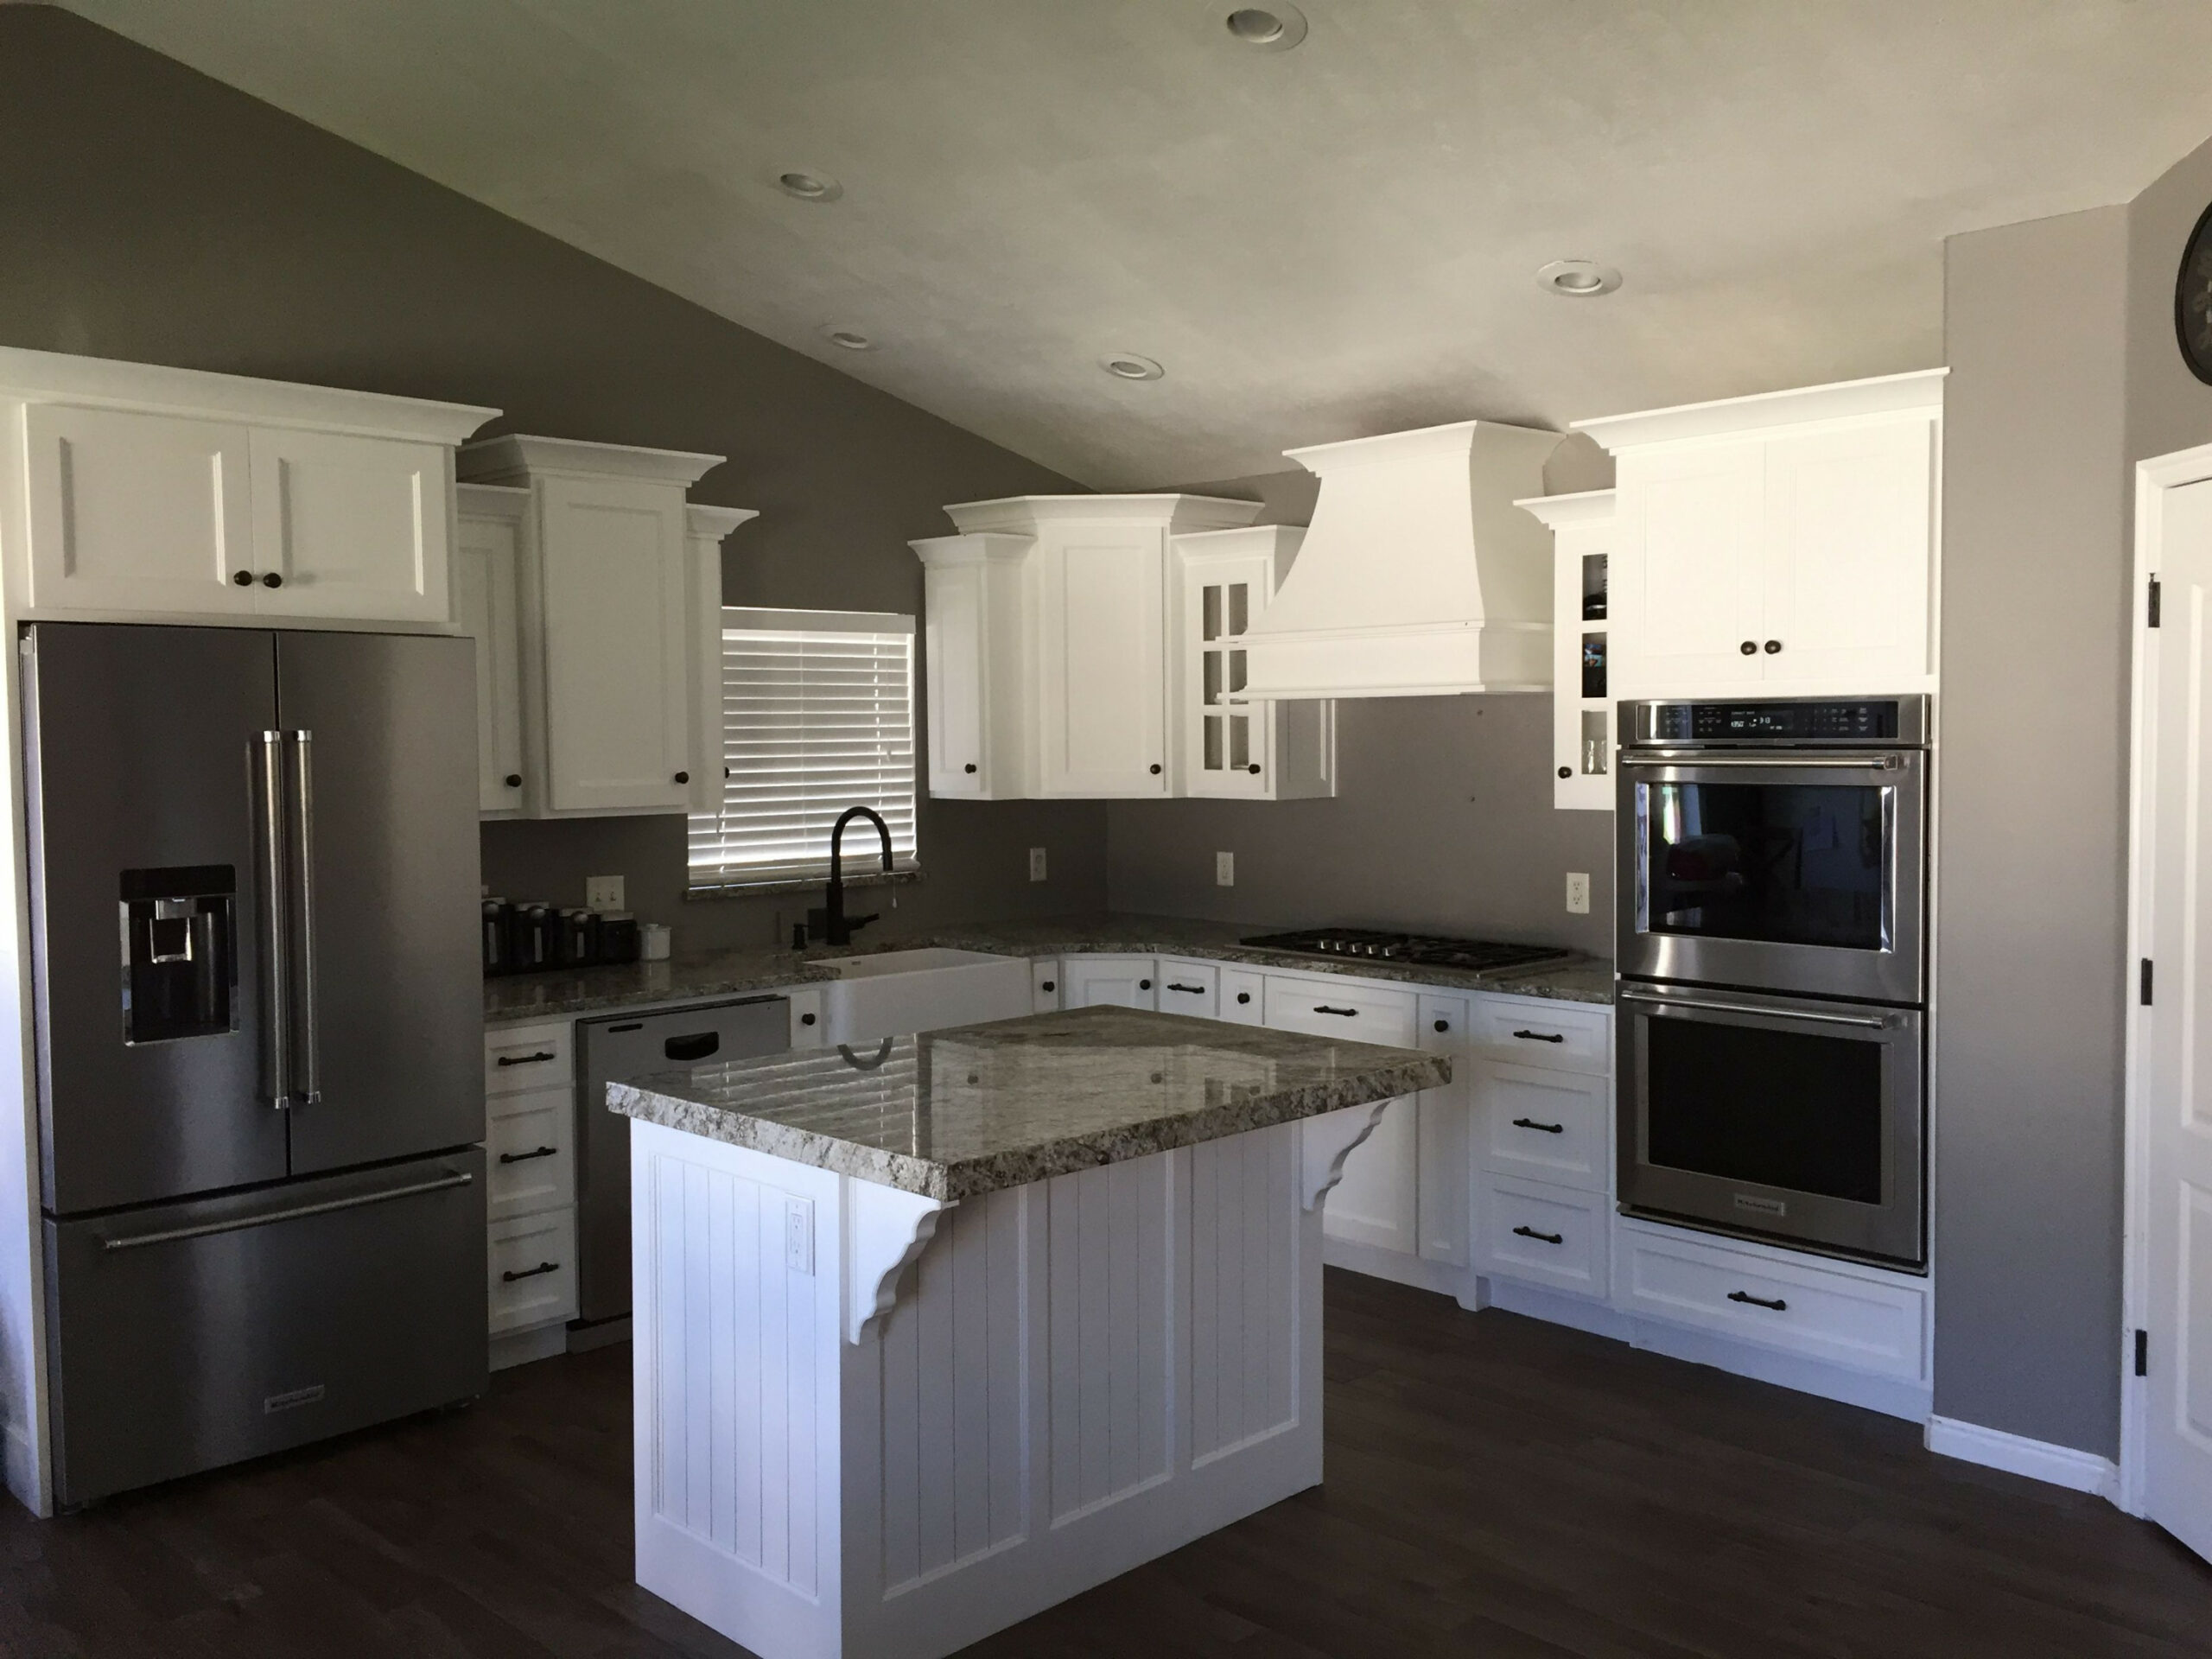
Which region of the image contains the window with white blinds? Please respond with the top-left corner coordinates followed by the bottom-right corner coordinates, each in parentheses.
top-left (688, 607), bottom-right (918, 893)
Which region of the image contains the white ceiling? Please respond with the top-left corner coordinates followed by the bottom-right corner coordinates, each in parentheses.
top-left (58, 0), bottom-right (2212, 487)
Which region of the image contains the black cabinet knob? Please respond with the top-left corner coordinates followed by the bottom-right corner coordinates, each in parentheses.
top-left (261, 572), bottom-right (283, 588)
top-left (232, 570), bottom-right (255, 587)
top-left (1557, 766), bottom-right (1573, 779)
top-left (1149, 764), bottom-right (1162, 775)
top-left (1434, 1019), bottom-right (1450, 1033)
top-left (800, 1012), bottom-right (816, 1027)
top-left (1739, 640), bottom-right (1757, 656)
top-left (1236, 991), bottom-right (1251, 1004)
top-left (1764, 639), bottom-right (1783, 654)
top-left (1247, 764), bottom-right (1261, 775)
top-left (1040, 980), bottom-right (1055, 993)
top-left (963, 763), bottom-right (977, 773)
top-left (673, 771), bottom-right (689, 784)
top-left (1139, 979), bottom-right (1152, 990)
top-left (505, 773), bottom-right (522, 788)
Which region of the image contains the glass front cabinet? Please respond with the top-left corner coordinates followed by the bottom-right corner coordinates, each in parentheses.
top-left (1171, 525), bottom-right (1335, 801)
top-left (1517, 489), bottom-right (1616, 811)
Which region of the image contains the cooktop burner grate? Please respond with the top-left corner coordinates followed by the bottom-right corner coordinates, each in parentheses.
top-left (1238, 928), bottom-right (1573, 974)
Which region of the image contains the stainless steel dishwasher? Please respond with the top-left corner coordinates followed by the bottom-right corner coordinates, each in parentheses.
top-left (574, 996), bottom-right (790, 1338)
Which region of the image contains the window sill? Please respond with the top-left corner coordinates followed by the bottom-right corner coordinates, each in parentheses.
top-left (686, 867), bottom-right (923, 902)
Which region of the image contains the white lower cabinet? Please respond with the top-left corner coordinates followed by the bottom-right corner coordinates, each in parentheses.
top-left (1474, 1061), bottom-right (1608, 1189)
top-left (1263, 975), bottom-right (1421, 1258)
top-left (483, 1020), bottom-right (577, 1366)
top-left (1473, 1174), bottom-right (1610, 1299)
top-left (488, 1208), bottom-right (579, 1336)
top-left (1155, 957), bottom-right (1220, 1019)
top-left (1219, 966), bottom-right (1265, 1024)
top-left (1063, 955), bottom-right (1158, 1009)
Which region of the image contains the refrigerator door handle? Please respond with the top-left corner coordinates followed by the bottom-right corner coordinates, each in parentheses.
top-left (285, 730), bottom-right (321, 1106)
top-left (98, 1170), bottom-right (474, 1252)
top-left (251, 732), bottom-right (292, 1105)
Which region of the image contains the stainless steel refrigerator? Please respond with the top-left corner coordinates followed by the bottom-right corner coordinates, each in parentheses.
top-left (22, 623), bottom-right (486, 1508)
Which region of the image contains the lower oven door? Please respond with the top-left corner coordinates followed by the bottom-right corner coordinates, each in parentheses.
top-left (1617, 982), bottom-right (1924, 1268)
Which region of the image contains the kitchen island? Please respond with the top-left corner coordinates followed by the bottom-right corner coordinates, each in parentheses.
top-left (610, 1005), bottom-right (1449, 1659)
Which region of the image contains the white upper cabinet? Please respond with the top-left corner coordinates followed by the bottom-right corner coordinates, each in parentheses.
top-left (1039, 519), bottom-right (1170, 795)
top-left (459, 435), bottom-right (747, 820)
top-left (248, 428), bottom-right (450, 622)
top-left (1516, 490), bottom-right (1616, 811)
top-left (455, 485), bottom-right (529, 816)
top-left (1172, 525), bottom-right (1334, 800)
top-left (684, 505), bottom-right (748, 817)
top-left (3, 347), bottom-right (494, 626)
top-left (912, 532), bottom-right (1031, 800)
top-left (1577, 369), bottom-right (1944, 701)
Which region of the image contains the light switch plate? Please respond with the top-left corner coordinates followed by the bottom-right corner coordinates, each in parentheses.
top-left (1029, 847), bottom-right (1047, 882)
top-left (587, 874), bottom-right (625, 912)
top-left (1216, 850), bottom-right (1235, 887)
top-left (785, 1197), bottom-right (814, 1275)
top-left (1566, 872), bottom-right (1591, 915)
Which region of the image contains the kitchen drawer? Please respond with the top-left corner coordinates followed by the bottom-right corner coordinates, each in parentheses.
top-left (1473, 1173), bottom-right (1609, 1299)
top-left (488, 1206), bottom-right (577, 1335)
top-left (486, 1020), bottom-right (572, 1096)
top-left (1614, 1220), bottom-right (1928, 1382)
top-left (1031, 957), bottom-right (1062, 1013)
top-left (1062, 955), bottom-right (1157, 1009)
top-left (1476, 1061), bottom-right (1609, 1192)
top-left (1469, 995), bottom-right (1611, 1072)
top-left (1156, 957), bottom-right (1220, 1020)
top-left (1263, 973), bottom-right (1418, 1047)
top-left (1220, 966), bottom-right (1265, 1024)
top-left (486, 1084), bottom-right (574, 1222)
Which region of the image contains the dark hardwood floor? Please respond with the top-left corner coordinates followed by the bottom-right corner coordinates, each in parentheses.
top-left (0, 1268), bottom-right (2203, 1657)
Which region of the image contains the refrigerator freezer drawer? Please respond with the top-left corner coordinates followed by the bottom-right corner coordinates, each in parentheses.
top-left (43, 1149), bottom-right (487, 1508)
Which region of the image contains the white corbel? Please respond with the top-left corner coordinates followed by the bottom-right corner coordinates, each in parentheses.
top-left (842, 1177), bottom-right (951, 1344)
top-left (1300, 1099), bottom-right (1395, 1211)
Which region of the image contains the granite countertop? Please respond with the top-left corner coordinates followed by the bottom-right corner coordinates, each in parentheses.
top-left (486, 912), bottom-right (1613, 1023)
top-left (608, 1004), bottom-right (1450, 1200)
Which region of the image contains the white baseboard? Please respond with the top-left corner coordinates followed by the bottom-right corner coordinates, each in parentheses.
top-left (490, 1322), bottom-right (569, 1373)
top-left (1322, 1237), bottom-right (1483, 1310)
top-left (1484, 1275), bottom-right (1631, 1341)
top-left (1924, 1414), bottom-right (2120, 1498)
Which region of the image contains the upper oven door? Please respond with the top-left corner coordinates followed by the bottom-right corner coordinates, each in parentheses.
top-left (1616, 747), bottom-right (1925, 1003)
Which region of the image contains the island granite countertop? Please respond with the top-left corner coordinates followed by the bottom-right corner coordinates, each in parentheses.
top-left (607, 1004), bottom-right (1450, 1200)
top-left (486, 912), bottom-right (1611, 1023)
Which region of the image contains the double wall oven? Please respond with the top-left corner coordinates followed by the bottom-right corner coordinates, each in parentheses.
top-left (1616, 696), bottom-right (1929, 1268)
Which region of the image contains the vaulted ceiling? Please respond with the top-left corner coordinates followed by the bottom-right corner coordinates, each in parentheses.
top-left (55, 1), bottom-right (2212, 486)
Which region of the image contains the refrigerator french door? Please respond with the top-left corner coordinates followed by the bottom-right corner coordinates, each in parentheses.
top-left (22, 623), bottom-right (486, 1506)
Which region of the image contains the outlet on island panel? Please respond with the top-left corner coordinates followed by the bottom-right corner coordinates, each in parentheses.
top-left (1029, 847), bottom-right (1047, 881)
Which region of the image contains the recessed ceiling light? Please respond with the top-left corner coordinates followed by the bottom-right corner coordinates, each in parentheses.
top-left (1536, 259), bottom-right (1623, 298)
top-left (819, 325), bottom-right (875, 351)
top-left (1224, 4), bottom-right (1306, 50)
top-left (1100, 353), bottom-right (1165, 381)
top-left (776, 170), bottom-right (843, 202)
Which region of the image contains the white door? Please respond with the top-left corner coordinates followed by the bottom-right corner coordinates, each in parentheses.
top-left (1061, 956), bottom-right (1157, 1008)
top-left (1759, 420), bottom-right (1935, 690)
top-left (1615, 441), bottom-right (1764, 696)
top-left (924, 562), bottom-right (989, 798)
top-left (537, 474), bottom-right (693, 814)
top-left (249, 428), bottom-right (450, 622)
top-left (21, 404), bottom-right (257, 616)
top-left (454, 506), bottom-right (527, 814)
top-left (2141, 474), bottom-right (2212, 1561)
top-left (1183, 553), bottom-right (1273, 798)
top-left (1038, 527), bottom-right (1167, 796)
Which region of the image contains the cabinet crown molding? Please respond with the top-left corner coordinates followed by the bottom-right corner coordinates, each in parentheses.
top-left (0, 346), bottom-right (498, 445)
top-left (458, 433), bottom-right (724, 487)
top-left (1572, 367), bottom-right (1947, 454)
top-left (941, 493), bottom-right (1262, 536)
top-left (1514, 489), bottom-right (1616, 531)
top-left (910, 532), bottom-right (1033, 565)
top-left (1170, 524), bottom-right (1307, 556)
top-left (685, 504), bottom-right (760, 539)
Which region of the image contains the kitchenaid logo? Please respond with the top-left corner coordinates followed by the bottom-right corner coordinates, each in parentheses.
top-left (263, 1383), bottom-right (326, 1414)
top-left (1733, 1193), bottom-right (1788, 1217)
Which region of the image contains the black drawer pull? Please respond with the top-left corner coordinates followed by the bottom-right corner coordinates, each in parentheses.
top-left (496, 1050), bottom-right (557, 1067)
top-left (1313, 1004), bottom-right (1357, 1017)
top-left (1167, 982), bottom-right (1207, 995)
top-left (1728, 1290), bottom-right (1788, 1312)
top-left (1511, 1225), bottom-right (1564, 1245)
top-left (502, 1260), bottom-right (560, 1282)
top-left (1512, 1029), bottom-right (1567, 1045)
top-left (1510, 1117), bottom-right (1565, 1135)
top-left (499, 1146), bottom-right (558, 1165)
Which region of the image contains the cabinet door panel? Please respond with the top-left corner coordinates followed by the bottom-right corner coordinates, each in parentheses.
top-left (1618, 443), bottom-right (1764, 695)
top-left (250, 429), bottom-right (449, 622)
top-left (537, 476), bottom-right (691, 813)
top-left (1039, 531), bottom-right (1166, 795)
top-left (22, 404), bottom-right (256, 616)
top-left (455, 510), bottom-right (526, 814)
top-left (1759, 421), bottom-right (1934, 689)
top-left (925, 563), bottom-right (989, 798)
top-left (1183, 553), bottom-right (1272, 798)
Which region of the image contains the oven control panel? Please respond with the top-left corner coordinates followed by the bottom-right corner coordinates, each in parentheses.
top-left (1634, 696), bottom-right (1923, 747)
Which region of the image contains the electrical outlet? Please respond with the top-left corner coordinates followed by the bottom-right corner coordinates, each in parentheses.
top-left (1216, 850), bottom-right (1235, 887)
top-left (586, 875), bottom-right (625, 912)
top-left (1029, 847), bottom-right (1047, 882)
top-left (785, 1197), bottom-right (814, 1276)
top-left (1566, 872), bottom-right (1591, 915)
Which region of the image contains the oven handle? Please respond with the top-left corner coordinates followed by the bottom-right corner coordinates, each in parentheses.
top-left (1617, 987), bottom-right (1894, 1030)
top-left (1623, 752), bottom-right (1906, 772)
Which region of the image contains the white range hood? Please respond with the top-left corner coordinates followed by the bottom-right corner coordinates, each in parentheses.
top-left (1242, 419), bottom-right (1563, 699)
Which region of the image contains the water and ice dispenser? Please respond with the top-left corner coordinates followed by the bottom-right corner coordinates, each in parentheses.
top-left (119, 866), bottom-right (237, 1044)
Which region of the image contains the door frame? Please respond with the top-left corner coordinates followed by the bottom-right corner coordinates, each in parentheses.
top-left (2119, 440), bottom-right (2212, 1516)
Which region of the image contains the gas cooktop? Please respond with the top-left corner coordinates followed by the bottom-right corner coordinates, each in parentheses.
top-left (1238, 928), bottom-right (1573, 974)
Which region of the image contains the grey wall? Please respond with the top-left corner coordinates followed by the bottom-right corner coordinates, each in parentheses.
top-left (0, 5), bottom-right (1110, 950)
top-left (1104, 439), bottom-right (1618, 955)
